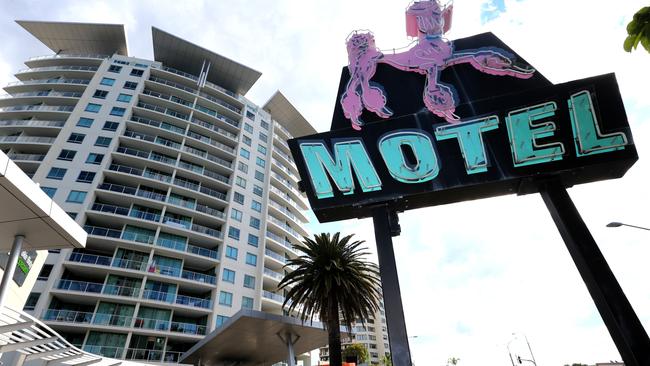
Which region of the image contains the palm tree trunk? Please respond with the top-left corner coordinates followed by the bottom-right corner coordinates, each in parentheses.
top-left (328, 296), bottom-right (343, 366)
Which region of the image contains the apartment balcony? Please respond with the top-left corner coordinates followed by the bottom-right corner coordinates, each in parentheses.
top-left (196, 90), bottom-right (242, 116)
top-left (170, 321), bottom-right (207, 336)
top-left (15, 65), bottom-right (98, 80)
top-left (42, 309), bottom-right (93, 324)
top-left (158, 65), bottom-right (199, 82)
top-left (135, 101), bottom-right (189, 122)
top-left (0, 136), bottom-right (56, 150)
top-left (83, 346), bottom-right (124, 359)
top-left (7, 152), bottom-right (45, 164)
top-left (177, 159), bottom-right (231, 189)
top-left (24, 53), bottom-right (106, 68)
top-left (269, 184), bottom-right (309, 213)
top-left (273, 133), bottom-right (291, 153)
top-left (273, 147), bottom-right (295, 166)
top-left (125, 348), bottom-right (165, 362)
top-left (140, 88), bottom-right (194, 114)
top-left (105, 163), bottom-right (172, 193)
top-left (271, 173), bottom-right (307, 209)
top-left (4, 78), bottom-right (90, 92)
top-left (0, 104), bottom-right (74, 120)
top-left (262, 290), bottom-right (285, 304)
top-left (122, 128), bottom-right (183, 152)
top-left (263, 267), bottom-right (285, 282)
top-left (0, 119), bottom-right (64, 129)
top-left (268, 198), bottom-right (308, 225)
top-left (114, 145), bottom-right (178, 174)
top-left (271, 157), bottom-right (299, 181)
top-left (133, 317), bottom-right (170, 332)
top-left (147, 74), bottom-right (198, 100)
top-left (265, 231), bottom-right (298, 255)
top-left (267, 214), bottom-right (307, 241)
top-left (128, 115), bottom-right (186, 139)
top-left (186, 129), bottom-right (236, 157)
top-left (175, 294), bottom-right (212, 310)
top-left (190, 117), bottom-right (238, 144)
top-left (69, 252), bottom-right (112, 266)
top-left (56, 279), bottom-right (103, 294)
top-left (192, 103), bottom-right (239, 131)
top-left (274, 121), bottom-right (293, 139)
top-left (93, 313), bottom-right (134, 328)
top-left (203, 79), bottom-right (244, 104)
top-left (181, 143), bottom-right (233, 173)
top-left (0, 90), bottom-right (83, 107)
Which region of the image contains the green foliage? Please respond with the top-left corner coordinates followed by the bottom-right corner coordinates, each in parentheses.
top-left (343, 343), bottom-right (370, 364)
top-left (447, 357), bottom-right (460, 366)
top-left (381, 353), bottom-right (393, 366)
top-left (624, 6), bottom-right (650, 53)
top-left (278, 232), bottom-right (382, 366)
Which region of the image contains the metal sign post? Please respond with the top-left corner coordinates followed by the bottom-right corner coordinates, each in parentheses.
top-left (540, 180), bottom-right (650, 366)
top-left (372, 207), bottom-right (412, 366)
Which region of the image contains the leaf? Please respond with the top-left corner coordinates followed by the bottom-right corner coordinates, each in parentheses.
top-left (627, 19), bottom-right (640, 35)
top-left (641, 34), bottom-right (650, 52)
top-left (624, 35), bottom-right (636, 52)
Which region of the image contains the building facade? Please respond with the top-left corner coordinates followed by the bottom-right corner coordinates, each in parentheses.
top-left (0, 21), bottom-right (315, 363)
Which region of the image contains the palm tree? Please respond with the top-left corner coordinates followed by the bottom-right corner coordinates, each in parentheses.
top-left (278, 232), bottom-right (382, 366)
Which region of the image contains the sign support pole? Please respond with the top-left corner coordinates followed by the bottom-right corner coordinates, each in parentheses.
top-left (372, 206), bottom-right (412, 366)
top-left (540, 180), bottom-right (650, 366)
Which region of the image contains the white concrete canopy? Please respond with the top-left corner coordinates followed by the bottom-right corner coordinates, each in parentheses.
top-left (15, 21), bottom-right (128, 56)
top-left (263, 91), bottom-right (317, 138)
top-left (0, 150), bottom-right (86, 251)
top-left (180, 309), bottom-right (328, 366)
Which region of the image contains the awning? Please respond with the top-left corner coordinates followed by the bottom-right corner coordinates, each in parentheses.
top-left (180, 310), bottom-right (328, 366)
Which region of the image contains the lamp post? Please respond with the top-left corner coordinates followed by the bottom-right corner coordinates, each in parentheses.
top-left (606, 222), bottom-right (650, 231)
top-left (507, 333), bottom-right (537, 366)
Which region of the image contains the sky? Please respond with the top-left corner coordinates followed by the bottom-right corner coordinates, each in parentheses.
top-left (0, 0), bottom-right (649, 365)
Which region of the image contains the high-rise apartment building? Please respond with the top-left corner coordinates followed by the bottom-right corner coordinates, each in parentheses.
top-left (0, 21), bottom-right (315, 363)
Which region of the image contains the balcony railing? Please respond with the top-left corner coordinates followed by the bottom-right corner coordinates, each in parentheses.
top-left (112, 258), bottom-right (148, 272)
top-left (182, 145), bottom-right (232, 169)
top-left (125, 348), bottom-right (163, 362)
top-left (268, 215), bottom-right (303, 239)
top-left (263, 290), bottom-right (285, 303)
top-left (122, 129), bottom-right (182, 150)
top-left (130, 115), bottom-right (186, 135)
top-left (173, 177), bottom-right (227, 201)
top-left (0, 119), bottom-right (65, 128)
top-left (176, 294), bottom-right (211, 309)
top-left (193, 104), bottom-right (239, 128)
top-left (103, 284), bottom-right (141, 298)
top-left (142, 289), bottom-right (175, 303)
top-left (186, 130), bottom-right (235, 154)
top-left (170, 321), bottom-right (207, 335)
top-left (142, 88), bottom-right (193, 107)
top-left (6, 78), bottom-right (90, 86)
top-left (187, 243), bottom-right (219, 260)
top-left (133, 317), bottom-right (170, 331)
top-left (0, 105), bottom-right (74, 113)
top-left (274, 121), bottom-right (293, 138)
top-left (83, 225), bottom-right (121, 239)
top-left (266, 231), bottom-right (295, 251)
top-left (161, 66), bottom-right (199, 81)
top-left (91, 202), bottom-right (129, 216)
top-left (191, 223), bottom-right (222, 238)
top-left (264, 267), bottom-right (284, 281)
top-left (0, 135), bottom-right (55, 144)
top-left (204, 80), bottom-right (239, 100)
top-left (136, 101), bottom-right (189, 121)
top-left (181, 269), bottom-right (216, 285)
top-left (42, 309), bottom-right (93, 324)
top-left (17, 65), bottom-right (98, 73)
top-left (57, 280), bottom-right (103, 293)
top-left (190, 117), bottom-right (238, 140)
top-left (7, 153), bottom-right (45, 162)
top-left (28, 53), bottom-right (107, 61)
top-left (148, 75), bottom-right (197, 94)
top-left (265, 249), bottom-right (288, 263)
top-left (83, 345), bottom-right (124, 359)
top-left (93, 313), bottom-right (134, 327)
top-left (68, 252), bottom-right (111, 266)
top-left (198, 91), bottom-right (242, 114)
top-left (1, 90), bottom-right (83, 99)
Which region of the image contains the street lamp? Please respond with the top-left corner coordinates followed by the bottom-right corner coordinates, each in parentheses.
top-left (606, 222), bottom-right (650, 231)
top-left (507, 333), bottom-right (537, 366)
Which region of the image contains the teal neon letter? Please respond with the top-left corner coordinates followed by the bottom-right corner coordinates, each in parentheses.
top-left (378, 131), bottom-right (439, 183)
top-left (568, 90), bottom-right (627, 156)
top-left (299, 140), bottom-right (381, 199)
top-left (435, 116), bottom-right (499, 174)
top-left (505, 102), bottom-right (565, 167)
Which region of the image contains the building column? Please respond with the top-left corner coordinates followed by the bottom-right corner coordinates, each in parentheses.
top-left (0, 235), bottom-right (24, 308)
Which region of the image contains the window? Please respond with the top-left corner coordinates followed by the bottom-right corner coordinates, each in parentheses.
top-left (254, 171), bottom-right (264, 182)
top-left (135, 63), bottom-right (148, 68)
top-left (259, 132), bottom-right (267, 142)
top-left (248, 234), bottom-right (259, 247)
top-left (245, 253), bottom-right (257, 266)
top-left (219, 291), bottom-right (233, 306)
top-left (238, 162), bottom-right (248, 173)
top-left (114, 59), bottom-right (129, 65)
top-left (225, 245), bottom-right (238, 259)
top-left (233, 192), bottom-right (245, 204)
top-left (76, 117), bottom-right (94, 128)
top-left (76, 171), bottom-right (96, 183)
top-left (86, 153), bottom-right (104, 165)
top-left (85, 103), bottom-right (101, 113)
top-left (240, 148), bottom-right (250, 159)
top-left (242, 296), bottom-right (254, 309)
top-left (93, 89), bottom-right (108, 99)
top-left (124, 81), bottom-right (138, 90)
top-left (66, 190), bottom-right (87, 203)
top-left (23, 292), bottom-right (40, 311)
top-left (130, 68), bottom-right (144, 77)
top-left (46, 167), bottom-right (66, 180)
top-left (100, 77), bottom-right (115, 86)
top-left (95, 136), bottom-right (112, 147)
top-left (243, 275), bottom-right (255, 289)
top-left (57, 149), bottom-right (76, 161)
top-left (48, 249), bottom-right (61, 253)
top-left (222, 268), bottom-right (235, 283)
top-left (230, 208), bottom-right (243, 222)
top-left (103, 121), bottom-right (120, 131)
top-left (253, 185), bottom-right (263, 197)
top-left (41, 186), bottom-right (57, 198)
top-left (249, 217), bottom-right (260, 229)
top-left (67, 212), bottom-right (77, 219)
top-left (256, 157), bottom-right (265, 168)
top-left (242, 135), bottom-right (252, 146)
top-left (108, 65), bottom-right (122, 73)
top-left (251, 200), bottom-right (262, 212)
top-left (235, 176), bottom-right (246, 188)
top-left (216, 315), bottom-right (229, 328)
top-left (244, 123), bottom-right (254, 133)
top-left (261, 120), bottom-right (269, 130)
top-left (110, 107), bottom-right (126, 116)
top-left (257, 145), bottom-right (267, 155)
top-left (37, 264), bottom-right (52, 280)
top-left (228, 227), bottom-right (240, 240)
top-left (246, 111), bottom-right (255, 120)
top-left (67, 133), bottom-right (85, 144)
top-left (117, 93), bottom-right (132, 102)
